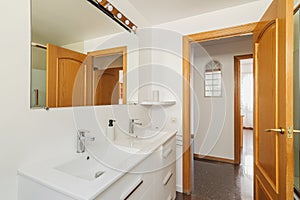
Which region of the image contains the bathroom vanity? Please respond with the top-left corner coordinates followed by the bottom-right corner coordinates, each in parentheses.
top-left (18, 131), bottom-right (176, 200)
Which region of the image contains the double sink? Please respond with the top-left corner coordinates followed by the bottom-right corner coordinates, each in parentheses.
top-left (54, 129), bottom-right (160, 182)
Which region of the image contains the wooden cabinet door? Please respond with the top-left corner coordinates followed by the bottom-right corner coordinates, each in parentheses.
top-left (253, 0), bottom-right (294, 199)
top-left (46, 44), bottom-right (87, 107)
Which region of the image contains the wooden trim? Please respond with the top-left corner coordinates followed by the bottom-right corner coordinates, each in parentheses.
top-left (87, 46), bottom-right (127, 104)
top-left (234, 56), bottom-right (241, 165)
top-left (122, 48), bottom-right (127, 104)
top-left (182, 22), bottom-right (258, 194)
top-left (87, 46), bottom-right (126, 57)
top-left (194, 154), bottom-right (235, 164)
top-left (186, 22), bottom-right (258, 43)
top-left (234, 54), bottom-right (253, 165)
top-left (182, 36), bottom-right (191, 194)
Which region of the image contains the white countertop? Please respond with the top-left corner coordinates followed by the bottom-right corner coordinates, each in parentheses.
top-left (18, 131), bottom-right (176, 200)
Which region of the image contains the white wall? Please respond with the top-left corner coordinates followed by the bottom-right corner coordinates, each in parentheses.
top-left (0, 1), bottom-right (146, 199)
top-left (149, 0), bottom-right (271, 190)
top-left (84, 32), bottom-right (140, 104)
top-left (0, 0), bottom-right (272, 199)
top-left (150, 0), bottom-right (272, 136)
top-left (63, 41), bottom-right (84, 53)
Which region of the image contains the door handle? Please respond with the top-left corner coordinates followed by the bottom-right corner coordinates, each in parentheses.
top-left (264, 128), bottom-right (300, 134)
top-left (265, 128), bottom-right (285, 134)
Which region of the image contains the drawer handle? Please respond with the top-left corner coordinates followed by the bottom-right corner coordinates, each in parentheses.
top-left (163, 148), bottom-right (173, 159)
top-left (163, 171), bottom-right (173, 185)
top-left (121, 179), bottom-right (143, 200)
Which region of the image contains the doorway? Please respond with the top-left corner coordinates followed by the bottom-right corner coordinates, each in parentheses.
top-left (234, 54), bottom-right (253, 165)
top-left (182, 22), bottom-right (258, 193)
top-left (87, 46), bottom-right (127, 105)
top-left (189, 35), bottom-right (254, 199)
top-left (182, 1), bottom-right (294, 199)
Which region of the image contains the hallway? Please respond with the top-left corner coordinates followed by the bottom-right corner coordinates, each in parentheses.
top-left (176, 130), bottom-right (253, 200)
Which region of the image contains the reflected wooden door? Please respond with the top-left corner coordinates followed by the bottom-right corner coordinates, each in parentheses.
top-left (253, 0), bottom-right (294, 199)
top-left (94, 67), bottom-right (122, 105)
top-left (46, 44), bottom-right (87, 107)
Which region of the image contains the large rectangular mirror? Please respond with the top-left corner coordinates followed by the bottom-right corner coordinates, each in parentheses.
top-left (31, 0), bottom-right (138, 108)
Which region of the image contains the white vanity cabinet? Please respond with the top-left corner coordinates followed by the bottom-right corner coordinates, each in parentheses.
top-left (18, 133), bottom-right (176, 200)
top-left (96, 136), bottom-right (176, 200)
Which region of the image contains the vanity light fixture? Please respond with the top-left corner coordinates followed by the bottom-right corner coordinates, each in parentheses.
top-left (107, 4), bottom-right (113, 12)
top-left (87, 0), bottom-right (138, 33)
top-left (117, 13), bottom-right (122, 19)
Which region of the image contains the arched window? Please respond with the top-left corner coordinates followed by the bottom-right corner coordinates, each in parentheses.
top-left (204, 60), bottom-right (222, 97)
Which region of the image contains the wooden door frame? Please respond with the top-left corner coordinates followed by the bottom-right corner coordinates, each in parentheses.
top-left (87, 46), bottom-right (127, 104)
top-left (234, 54), bottom-right (253, 165)
top-left (182, 22), bottom-right (258, 194)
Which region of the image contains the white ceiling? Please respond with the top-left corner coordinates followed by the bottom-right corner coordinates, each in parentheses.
top-left (32, 0), bottom-right (260, 46)
top-left (32, 0), bottom-right (124, 46)
top-left (113, 0), bottom-right (261, 25)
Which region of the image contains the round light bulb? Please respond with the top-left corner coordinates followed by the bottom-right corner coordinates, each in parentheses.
top-left (107, 5), bottom-right (113, 12)
top-left (117, 13), bottom-right (122, 19)
top-left (132, 25), bottom-right (137, 31)
top-left (125, 20), bottom-right (130, 25)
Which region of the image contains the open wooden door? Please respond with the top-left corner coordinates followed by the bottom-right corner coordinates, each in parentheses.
top-left (94, 67), bottom-right (122, 105)
top-left (253, 0), bottom-right (294, 199)
top-left (46, 44), bottom-right (88, 107)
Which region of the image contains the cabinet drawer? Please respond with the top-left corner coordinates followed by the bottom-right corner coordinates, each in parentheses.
top-left (122, 172), bottom-right (154, 200)
top-left (95, 172), bottom-right (153, 200)
top-left (96, 171), bottom-right (153, 200)
top-left (133, 136), bottom-right (176, 173)
top-left (159, 163), bottom-right (176, 200)
top-left (161, 137), bottom-right (176, 168)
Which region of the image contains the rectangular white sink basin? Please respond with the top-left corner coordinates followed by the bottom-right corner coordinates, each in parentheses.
top-left (55, 155), bottom-right (106, 181)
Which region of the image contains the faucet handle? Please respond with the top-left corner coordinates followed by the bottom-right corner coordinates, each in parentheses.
top-left (77, 129), bottom-right (92, 139)
top-left (130, 119), bottom-right (142, 126)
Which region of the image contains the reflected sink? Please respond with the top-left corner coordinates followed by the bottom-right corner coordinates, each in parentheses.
top-left (55, 155), bottom-right (106, 181)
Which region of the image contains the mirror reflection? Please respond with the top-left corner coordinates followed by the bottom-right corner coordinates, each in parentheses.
top-left (88, 47), bottom-right (126, 105)
top-left (31, 0), bottom-right (134, 108)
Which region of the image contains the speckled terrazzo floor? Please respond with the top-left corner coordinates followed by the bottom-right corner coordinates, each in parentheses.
top-left (176, 130), bottom-right (253, 200)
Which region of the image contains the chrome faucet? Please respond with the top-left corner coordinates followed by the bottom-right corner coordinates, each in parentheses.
top-left (77, 129), bottom-right (95, 153)
top-left (129, 119), bottom-right (142, 134)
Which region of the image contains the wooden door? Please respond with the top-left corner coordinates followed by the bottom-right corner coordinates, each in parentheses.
top-left (254, 0), bottom-right (294, 199)
top-left (46, 44), bottom-right (88, 107)
top-left (94, 67), bottom-right (122, 105)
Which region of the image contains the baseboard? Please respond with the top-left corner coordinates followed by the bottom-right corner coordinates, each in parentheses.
top-left (176, 185), bottom-right (183, 193)
top-left (194, 153), bottom-right (235, 164)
